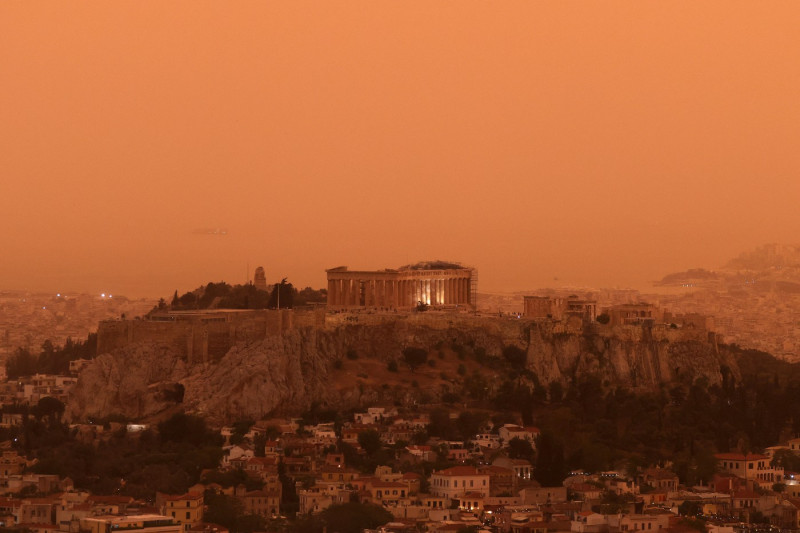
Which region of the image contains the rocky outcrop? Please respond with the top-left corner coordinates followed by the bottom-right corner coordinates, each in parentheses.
top-left (527, 327), bottom-right (733, 388)
top-left (67, 318), bottom-right (739, 425)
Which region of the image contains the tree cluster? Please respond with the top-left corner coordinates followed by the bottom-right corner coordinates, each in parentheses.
top-left (25, 412), bottom-right (223, 498)
top-left (163, 281), bottom-right (327, 312)
top-left (6, 335), bottom-right (97, 379)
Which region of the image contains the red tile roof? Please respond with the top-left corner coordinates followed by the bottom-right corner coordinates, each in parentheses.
top-left (435, 466), bottom-right (483, 477)
top-left (715, 453), bottom-right (769, 461)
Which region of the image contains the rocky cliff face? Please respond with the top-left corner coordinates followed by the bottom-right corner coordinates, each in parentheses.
top-left (67, 319), bottom-right (738, 425)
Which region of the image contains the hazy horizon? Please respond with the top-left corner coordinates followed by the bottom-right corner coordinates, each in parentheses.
top-left (0, 242), bottom-right (788, 301)
top-left (3, 3), bottom-right (799, 299)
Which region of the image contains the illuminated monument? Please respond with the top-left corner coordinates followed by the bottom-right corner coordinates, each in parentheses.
top-left (326, 261), bottom-right (476, 309)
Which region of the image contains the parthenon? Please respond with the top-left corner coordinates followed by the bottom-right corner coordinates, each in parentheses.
top-left (326, 261), bottom-right (475, 309)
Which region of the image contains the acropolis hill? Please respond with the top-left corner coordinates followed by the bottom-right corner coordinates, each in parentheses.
top-left (71, 262), bottom-right (736, 424)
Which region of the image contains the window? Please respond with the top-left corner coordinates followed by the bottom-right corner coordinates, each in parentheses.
top-left (186, 512), bottom-right (191, 519)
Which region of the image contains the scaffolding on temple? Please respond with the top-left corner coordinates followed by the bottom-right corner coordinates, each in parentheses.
top-left (469, 267), bottom-right (478, 309)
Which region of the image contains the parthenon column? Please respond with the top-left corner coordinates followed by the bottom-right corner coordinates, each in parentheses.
top-left (383, 279), bottom-right (389, 307)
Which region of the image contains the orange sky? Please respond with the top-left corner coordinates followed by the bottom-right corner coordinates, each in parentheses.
top-left (2, 2), bottom-right (800, 298)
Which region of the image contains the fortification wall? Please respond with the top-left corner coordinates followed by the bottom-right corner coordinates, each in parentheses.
top-left (96, 308), bottom-right (326, 363)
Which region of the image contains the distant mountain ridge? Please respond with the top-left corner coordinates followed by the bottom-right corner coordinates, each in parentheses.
top-left (724, 243), bottom-right (800, 271)
top-left (657, 243), bottom-right (800, 287)
top-left (653, 243), bottom-right (800, 361)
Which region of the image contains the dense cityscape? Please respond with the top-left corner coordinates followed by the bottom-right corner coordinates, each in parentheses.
top-left (3, 2), bottom-right (799, 533)
top-left (0, 249), bottom-right (800, 533)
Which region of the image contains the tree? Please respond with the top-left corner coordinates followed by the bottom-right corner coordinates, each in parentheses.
top-left (456, 411), bottom-right (488, 441)
top-left (319, 502), bottom-right (393, 533)
top-left (598, 490), bottom-right (635, 514)
top-left (427, 408), bottom-right (458, 441)
top-left (268, 278), bottom-right (294, 309)
top-left (32, 397), bottom-right (65, 424)
top-left (6, 347), bottom-right (38, 379)
top-left (278, 460), bottom-right (299, 517)
top-left (507, 437), bottom-right (535, 462)
top-left (158, 413), bottom-right (221, 447)
top-left (231, 419), bottom-right (254, 442)
top-left (772, 449), bottom-right (800, 472)
top-left (204, 490), bottom-right (264, 531)
top-left (534, 431), bottom-right (567, 486)
top-left (678, 500), bottom-right (702, 517)
top-left (402, 347), bottom-right (428, 372)
top-left (358, 430), bottom-right (382, 456)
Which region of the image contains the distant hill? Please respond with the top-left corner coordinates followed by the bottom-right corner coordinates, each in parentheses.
top-left (656, 268), bottom-right (720, 286)
top-left (724, 243), bottom-right (800, 271)
top-left (652, 244), bottom-right (800, 361)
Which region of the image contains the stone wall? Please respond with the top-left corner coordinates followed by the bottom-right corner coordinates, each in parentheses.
top-left (97, 308), bottom-right (325, 362)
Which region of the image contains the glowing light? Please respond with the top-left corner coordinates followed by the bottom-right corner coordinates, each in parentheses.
top-left (56, 293), bottom-right (61, 297)
top-left (101, 293), bottom-right (106, 298)
top-left (109, 294), bottom-right (113, 298)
